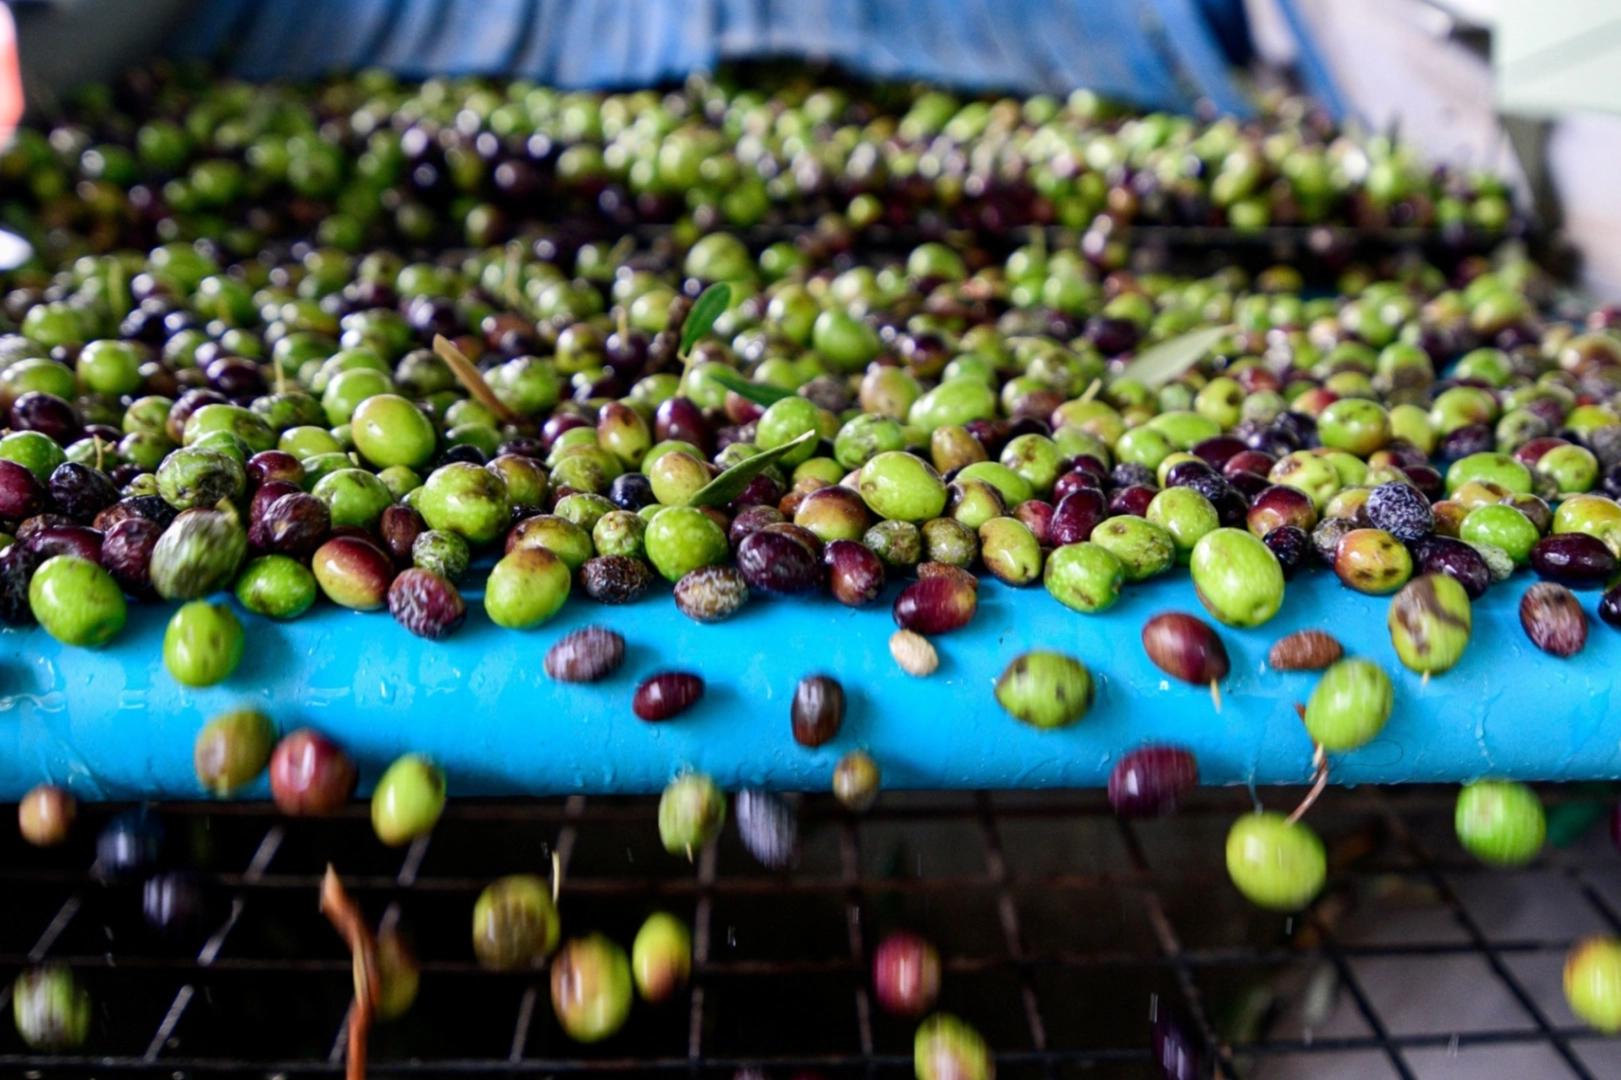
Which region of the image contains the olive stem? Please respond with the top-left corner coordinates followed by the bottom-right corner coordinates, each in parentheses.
top-left (432, 334), bottom-right (518, 424)
top-left (1286, 744), bottom-right (1329, 826)
top-left (321, 864), bottom-right (380, 1080)
top-left (273, 352), bottom-right (287, 396)
top-left (1209, 679), bottom-right (1222, 713)
top-left (616, 305), bottom-right (629, 342)
top-left (1422, 671), bottom-right (1430, 688)
top-left (1079, 378), bottom-right (1102, 403)
top-left (92, 435), bottom-right (103, 472)
top-left (551, 849), bottom-right (562, 905)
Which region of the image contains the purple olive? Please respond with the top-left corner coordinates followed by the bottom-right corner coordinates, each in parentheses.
top-left (101, 517), bottom-right (163, 595)
top-left (1192, 435), bottom-right (1248, 469)
top-left (654, 396), bottom-right (710, 451)
top-left (246, 450), bottom-right (304, 487)
top-left (728, 504), bottom-right (786, 550)
top-left (1108, 484), bottom-right (1157, 518)
top-left (1222, 450), bottom-right (1276, 479)
top-left (1108, 746), bottom-right (1200, 818)
top-left (263, 492), bottom-right (331, 556)
top-left (25, 524), bottom-right (103, 565)
top-left (823, 539), bottom-right (884, 607)
top-left (892, 576), bottom-right (977, 635)
top-left (735, 790), bottom-right (799, 870)
top-left (10, 391), bottom-right (82, 444)
top-left (205, 356), bottom-right (266, 397)
top-left (736, 528), bottom-right (823, 595)
top-left (1530, 534), bottom-right (1618, 590)
top-left (1151, 1009), bottom-right (1204, 1080)
top-left (249, 479), bottom-right (301, 524)
top-left (0, 459), bottom-right (46, 519)
top-left (0, 543), bottom-right (43, 625)
top-left (1141, 613), bottom-right (1229, 685)
top-left (1052, 469), bottom-right (1101, 503)
top-left (1051, 489), bottom-right (1106, 545)
top-left (1164, 459), bottom-right (1217, 489)
top-left (730, 473), bottom-right (784, 510)
top-left (1412, 535), bottom-right (1491, 600)
top-left (634, 673), bottom-right (705, 721)
top-left (95, 808), bottom-right (166, 881)
top-left (143, 871), bottom-right (227, 944)
top-left (47, 462), bottom-right (119, 524)
top-left (791, 674), bottom-right (845, 748)
top-left (1600, 584), bottom-right (1621, 630)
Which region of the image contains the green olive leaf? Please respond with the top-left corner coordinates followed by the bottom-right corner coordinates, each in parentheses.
top-left (1117, 324), bottom-right (1231, 389)
top-left (706, 368), bottom-right (795, 406)
top-left (686, 430), bottom-right (815, 508)
top-left (679, 282), bottom-right (732, 358)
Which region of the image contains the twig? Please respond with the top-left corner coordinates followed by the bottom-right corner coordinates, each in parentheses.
top-left (432, 334), bottom-right (518, 425)
top-left (321, 865), bottom-right (380, 1080)
top-left (1209, 678), bottom-right (1222, 713)
top-left (1287, 744), bottom-right (1329, 825)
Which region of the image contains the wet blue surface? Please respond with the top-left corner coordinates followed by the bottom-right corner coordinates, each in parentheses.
top-left (2, 567), bottom-right (1617, 800)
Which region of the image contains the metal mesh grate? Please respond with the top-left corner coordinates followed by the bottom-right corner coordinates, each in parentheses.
top-left (2, 785), bottom-right (1619, 1078)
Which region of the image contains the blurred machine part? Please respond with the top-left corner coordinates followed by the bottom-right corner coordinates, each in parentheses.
top-left (11, 0), bottom-right (1334, 117)
top-left (0, 3), bottom-right (31, 269)
top-left (1254, 0), bottom-right (1621, 297)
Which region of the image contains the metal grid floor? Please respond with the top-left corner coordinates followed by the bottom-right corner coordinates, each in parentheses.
top-left (2, 785), bottom-right (1619, 1079)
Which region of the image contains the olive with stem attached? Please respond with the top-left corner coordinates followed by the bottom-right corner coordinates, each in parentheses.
top-left (473, 874), bottom-right (559, 971)
top-left (1141, 612), bottom-right (1229, 710)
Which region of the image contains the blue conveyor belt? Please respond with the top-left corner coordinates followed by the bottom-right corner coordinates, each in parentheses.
top-left (3, 569), bottom-right (1617, 801)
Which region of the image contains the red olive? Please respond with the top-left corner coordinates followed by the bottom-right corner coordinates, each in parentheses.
top-left (268, 729), bottom-right (357, 816)
top-left (892, 576), bottom-right (977, 635)
top-left (1141, 612), bottom-right (1230, 685)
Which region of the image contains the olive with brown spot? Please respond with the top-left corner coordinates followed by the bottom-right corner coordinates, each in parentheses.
top-left (994, 651), bottom-right (1094, 729)
top-left (1388, 574), bottom-right (1472, 675)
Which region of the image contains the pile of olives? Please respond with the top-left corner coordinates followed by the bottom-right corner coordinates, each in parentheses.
top-left (0, 63), bottom-right (1517, 266)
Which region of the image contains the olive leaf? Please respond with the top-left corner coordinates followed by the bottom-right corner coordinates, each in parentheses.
top-left (679, 282), bottom-right (732, 357)
top-left (706, 368), bottom-right (795, 406)
top-left (686, 430), bottom-right (815, 508)
top-left (1118, 324), bottom-right (1231, 389)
